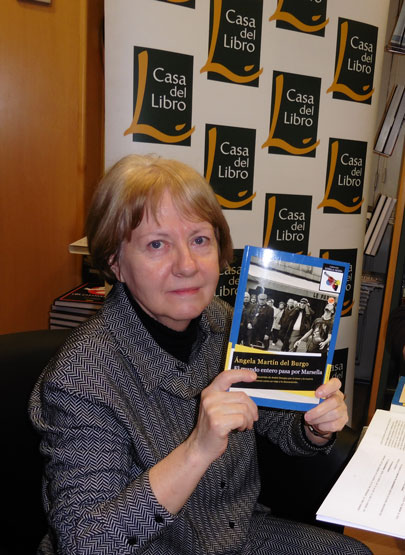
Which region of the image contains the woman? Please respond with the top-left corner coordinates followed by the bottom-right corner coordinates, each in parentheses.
top-left (29, 154), bottom-right (370, 554)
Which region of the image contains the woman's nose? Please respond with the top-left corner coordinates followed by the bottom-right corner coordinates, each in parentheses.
top-left (173, 244), bottom-right (197, 276)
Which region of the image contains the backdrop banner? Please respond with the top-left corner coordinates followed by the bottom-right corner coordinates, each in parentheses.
top-left (104, 0), bottom-right (391, 420)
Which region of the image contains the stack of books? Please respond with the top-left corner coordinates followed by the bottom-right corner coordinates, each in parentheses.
top-left (363, 193), bottom-right (397, 256)
top-left (49, 283), bottom-right (106, 329)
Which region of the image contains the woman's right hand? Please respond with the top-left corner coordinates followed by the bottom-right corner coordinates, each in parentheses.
top-left (149, 369), bottom-right (258, 514)
top-left (189, 370), bottom-right (259, 465)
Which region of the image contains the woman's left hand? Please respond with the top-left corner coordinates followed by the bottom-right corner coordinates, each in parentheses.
top-left (303, 378), bottom-right (348, 444)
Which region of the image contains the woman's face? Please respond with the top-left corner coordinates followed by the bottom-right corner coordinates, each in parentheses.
top-left (111, 191), bottom-right (220, 331)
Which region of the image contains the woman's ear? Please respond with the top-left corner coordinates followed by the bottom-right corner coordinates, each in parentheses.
top-left (109, 255), bottom-right (123, 282)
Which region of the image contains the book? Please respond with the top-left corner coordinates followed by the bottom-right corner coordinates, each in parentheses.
top-left (50, 303), bottom-right (100, 316)
top-left (49, 310), bottom-right (91, 323)
top-left (363, 194), bottom-right (387, 252)
top-left (368, 198), bottom-right (396, 256)
top-left (374, 85), bottom-right (405, 156)
top-left (53, 283), bottom-right (105, 310)
top-left (316, 409), bottom-right (405, 538)
top-left (50, 323), bottom-right (73, 330)
top-left (68, 236), bottom-right (90, 255)
top-left (49, 318), bottom-right (81, 329)
top-left (390, 375), bottom-right (405, 413)
top-left (384, 90), bottom-right (405, 156)
top-left (225, 246), bottom-right (349, 411)
top-left (387, 1), bottom-right (405, 54)
top-left (365, 196), bottom-right (396, 256)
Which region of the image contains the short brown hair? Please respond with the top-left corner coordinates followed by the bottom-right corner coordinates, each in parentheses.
top-left (86, 154), bottom-right (233, 283)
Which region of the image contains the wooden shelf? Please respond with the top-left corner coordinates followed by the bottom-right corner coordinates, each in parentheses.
top-left (368, 140), bottom-right (405, 422)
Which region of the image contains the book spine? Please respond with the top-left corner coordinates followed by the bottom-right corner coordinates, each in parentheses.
top-left (365, 196), bottom-right (391, 255)
top-left (49, 318), bottom-right (80, 328)
top-left (374, 85), bottom-right (404, 153)
top-left (370, 198), bottom-right (397, 256)
top-left (387, 1), bottom-right (405, 53)
top-left (49, 311), bottom-right (89, 322)
top-left (363, 194), bottom-right (387, 251)
top-left (384, 91), bottom-right (405, 156)
top-left (367, 197), bottom-right (396, 256)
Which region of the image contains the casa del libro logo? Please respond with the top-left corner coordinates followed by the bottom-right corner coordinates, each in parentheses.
top-left (318, 138), bottom-right (367, 214)
top-left (201, 0), bottom-right (263, 86)
top-left (204, 124), bottom-right (256, 210)
top-left (328, 18), bottom-right (378, 104)
top-left (263, 193), bottom-right (312, 254)
top-left (262, 71), bottom-right (321, 157)
top-left (269, 0), bottom-right (329, 36)
top-left (124, 46), bottom-right (194, 145)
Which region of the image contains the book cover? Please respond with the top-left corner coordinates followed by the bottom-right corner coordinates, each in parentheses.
top-left (53, 283), bottom-right (105, 309)
top-left (225, 246), bottom-right (349, 411)
top-left (390, 375), bottom-right (405, 413)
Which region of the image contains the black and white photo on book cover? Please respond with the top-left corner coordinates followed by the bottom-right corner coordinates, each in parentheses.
top-left (225, 246), bottom-right (349, 411)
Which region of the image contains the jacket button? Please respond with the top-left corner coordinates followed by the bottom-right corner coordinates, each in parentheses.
top-left (220, 481), bottom-right (226, 489)
top-left (175, 364), bottom-right (186, 373)
top-left (155, 513), bottom-right (164, 524)
top-left (127, 536), bottom-right (137, 545)
top-left (229, 521), bottom-right (235, 529)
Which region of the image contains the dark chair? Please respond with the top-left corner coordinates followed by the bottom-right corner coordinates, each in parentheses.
top-left (256, 422), bottom-right (360, 531)
top-left (1, 329), bottom-right (70, 555)
top-left (0, 329), bottom-right (359, 554)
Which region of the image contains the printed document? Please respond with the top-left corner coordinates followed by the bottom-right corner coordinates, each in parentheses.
top-left (317, 409), bottom-right (405, 538)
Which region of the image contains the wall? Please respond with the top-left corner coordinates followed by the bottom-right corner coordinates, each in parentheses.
top-left (0, 0), bottom-right (104, 334)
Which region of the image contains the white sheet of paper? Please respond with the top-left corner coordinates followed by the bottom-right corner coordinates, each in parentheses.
top-left (316, 409), bottom-right (405, 538)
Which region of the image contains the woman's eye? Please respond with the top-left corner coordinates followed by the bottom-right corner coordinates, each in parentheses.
top-left (194, 236), bottom-right (207, 246)
top-left (149, 240), bottom-right (163, 249)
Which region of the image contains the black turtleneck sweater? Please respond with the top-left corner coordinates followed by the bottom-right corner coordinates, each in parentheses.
top-left (124, 285), bottom-right (200, 363)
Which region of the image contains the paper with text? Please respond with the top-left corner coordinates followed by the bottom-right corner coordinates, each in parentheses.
top-left (316, 409), bottom-right (405, 538)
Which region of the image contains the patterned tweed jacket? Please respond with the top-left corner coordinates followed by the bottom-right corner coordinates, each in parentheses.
top-left (29, 283), bottom-right (328, 555)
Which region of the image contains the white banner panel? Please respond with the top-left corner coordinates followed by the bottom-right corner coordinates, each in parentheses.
top-left (104, 0), bottom-right (391, 419)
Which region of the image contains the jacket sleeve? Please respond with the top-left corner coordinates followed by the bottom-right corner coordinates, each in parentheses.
top-left (255, 408), bottom-right (335, 456)
top-left (29, 379), bottom-right (176, 554)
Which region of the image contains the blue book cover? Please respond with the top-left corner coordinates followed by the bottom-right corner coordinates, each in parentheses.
top-left (225, 246), bottom-right (349, 411)
top-left (390, 376), bottom-right (405, 413)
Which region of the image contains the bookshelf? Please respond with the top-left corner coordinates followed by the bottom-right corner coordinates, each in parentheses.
top-left (367, 124), bottom-right (405, 420)
top-left (365, 0), bottom-right (405, 421)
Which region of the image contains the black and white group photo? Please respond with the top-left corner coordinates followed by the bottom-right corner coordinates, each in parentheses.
top-left (237, 255), bottom-right (339, 354)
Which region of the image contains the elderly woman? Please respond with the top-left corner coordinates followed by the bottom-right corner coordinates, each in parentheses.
top-left (29, 154), bottom-right (370, 554)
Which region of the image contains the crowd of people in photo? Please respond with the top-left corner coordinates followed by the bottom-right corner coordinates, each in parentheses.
top-left (238, 289), bottom-right (336, 354)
